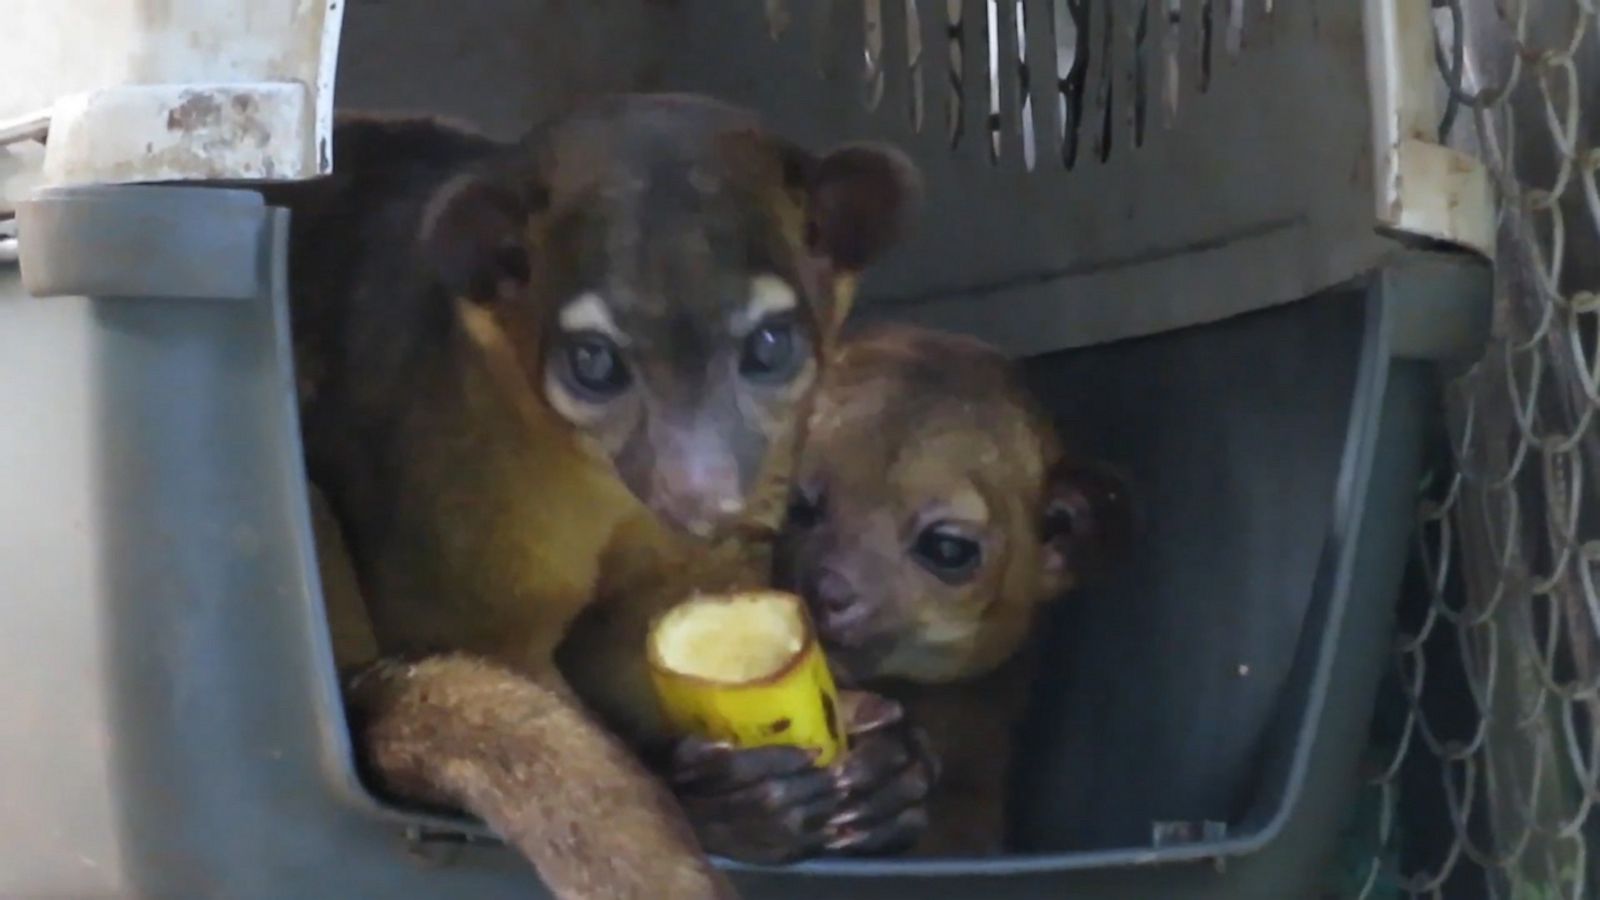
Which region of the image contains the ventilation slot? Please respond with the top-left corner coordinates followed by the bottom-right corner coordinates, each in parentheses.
top-left (1161, 0), bottom-right (1180, 127)
top-left (765, 0), bottom-right (792, 40)
top-left (1093, 0), bottom-right (1114, 163)
top-left (907, 0), bottom-right (926, 132)
top-left (985, 0), bottom-right (1002, 163)
top-left (946, 0), bottom-right (967, 148)
top-left (835, 0), bottom-right (1239, 170)
top-left (865, 0), bottom-right (886, 111)
top-left (1132, 0), bottom-right (1149, 148)
top-left (1056, 0), bottom-right (1088, 168)
top-left (1015, 1), bottom-right (1038, 170)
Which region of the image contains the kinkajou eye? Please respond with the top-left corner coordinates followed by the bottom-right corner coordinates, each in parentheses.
top-left (739, 315), bottom-right (807, 383)
top-left (561, 331), bottom-right (632, 399)
top-left (911, 524), bottom-right (984, 584)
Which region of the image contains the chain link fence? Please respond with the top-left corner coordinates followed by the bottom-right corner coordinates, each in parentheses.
top-left (1356, 1), bottom-right (1600, 897)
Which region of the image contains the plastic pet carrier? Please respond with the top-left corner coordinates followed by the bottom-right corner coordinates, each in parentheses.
top-left (1, 1), bottom-right (1536, 898)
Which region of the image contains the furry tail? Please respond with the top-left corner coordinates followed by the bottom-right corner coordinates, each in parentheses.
top-left (347, 654), bottom-right (737, 900)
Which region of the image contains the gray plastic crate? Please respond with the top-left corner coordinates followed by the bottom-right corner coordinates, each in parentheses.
top-left (3, 182), bottom-right (1487, 898)
top-left (0, 1), bottom-right (1502, 897)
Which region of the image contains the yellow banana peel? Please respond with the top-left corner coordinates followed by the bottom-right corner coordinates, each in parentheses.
top-left (648, 590), bottom-right (847, 766)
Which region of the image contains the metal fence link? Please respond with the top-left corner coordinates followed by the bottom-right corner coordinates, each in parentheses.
top-left (1362, 1), bottom-right (1600, 896)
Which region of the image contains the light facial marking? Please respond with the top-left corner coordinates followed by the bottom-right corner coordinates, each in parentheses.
top-left (914, 616), bottom-right (983, 646)
top-left (540, 297), bottom-right (617, 428)
top-left (541, 374), bottom-right (611, 429)
top-left (944, 488), bottom-right (990, 525)
top-left (735, 274), bottom-right (798, 330)
top-left (559, 292), bottom-right (626, 343)
top-left (879, 614), bottom-right (984, 681)
top-left (732, 275), bottom-right (816, 430)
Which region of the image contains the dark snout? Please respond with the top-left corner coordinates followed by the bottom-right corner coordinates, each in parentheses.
top-left (775, 550), bottom-right (893, 680)
top-left (652, 452), bottom-right (743, 538)
top-left (802, 566), bottom-right (874, 640)
top-left (628, 420), bottom-right (764, 539)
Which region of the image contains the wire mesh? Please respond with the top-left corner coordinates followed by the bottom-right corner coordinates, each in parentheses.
top-left (1360, 1), bottom-right (1600, 897)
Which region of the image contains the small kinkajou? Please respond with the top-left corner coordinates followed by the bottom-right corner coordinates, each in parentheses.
top-left (271, 95), bottom-right (924, 898)
top-left (763, 323), bottom-right (1131, 856)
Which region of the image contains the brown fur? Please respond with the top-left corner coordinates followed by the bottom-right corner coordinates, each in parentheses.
top-left (775, 323), bottom-right (1128, 856)
top-left (347, 655), bottom-right (731, 899)
top-left (269, 98), bottom-right (918, 894)
top-left (889, 657), bottom-right (1035, 855)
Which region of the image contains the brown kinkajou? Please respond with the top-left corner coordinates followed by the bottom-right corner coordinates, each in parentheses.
top-left (271, 95), bottom-right (925, 897)
top-left (758, 323), bottom-right (1132, 857)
